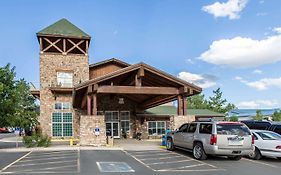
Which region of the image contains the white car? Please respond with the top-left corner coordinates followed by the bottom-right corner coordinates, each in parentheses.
top-left (249, 130), bottom-right (281, 160)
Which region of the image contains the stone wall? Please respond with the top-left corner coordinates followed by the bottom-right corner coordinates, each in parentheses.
top-left (39, 53), bottom-right (89, 138)
top-left (170, 115), bottom-right (195, 130)
top-left (80, 115), bottom-right (106, 146)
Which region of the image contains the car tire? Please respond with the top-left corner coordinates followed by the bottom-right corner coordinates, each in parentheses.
top-left (166, 138), bottom-right (175, 151)
top-left (277, 157), bottom-right (281, 160)
top-left (228, 156), bottom-right (242, 161)
top-left (249, 147), bottom-right (262, 160)
top-left (193, 142), bottom-right (207, 160)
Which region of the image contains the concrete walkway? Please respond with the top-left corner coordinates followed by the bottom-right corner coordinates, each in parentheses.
top-left (114, 139), bottom-right (162, 150)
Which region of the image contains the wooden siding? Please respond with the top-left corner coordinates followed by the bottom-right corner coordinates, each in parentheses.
top-left (89, 63), bottom-right (125, 79)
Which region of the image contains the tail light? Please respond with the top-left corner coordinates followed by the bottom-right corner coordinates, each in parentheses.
top-left (210, 134), bottom-right (217, 145)
top-left (251, 135), bottom-right (255, 144)
top-left (276, 146), bottom-right (281, 149)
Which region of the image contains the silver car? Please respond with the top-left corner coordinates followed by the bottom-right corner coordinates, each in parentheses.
top-left (166, 121), bottom-right (254, 160)
top-left (249, 130), bottom-right (281, 160)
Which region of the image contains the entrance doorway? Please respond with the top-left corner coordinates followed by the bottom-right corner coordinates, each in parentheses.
top-left (104, 111), bottom-right (130, 138)
top-left (106, 122), bottom-right (119, 138)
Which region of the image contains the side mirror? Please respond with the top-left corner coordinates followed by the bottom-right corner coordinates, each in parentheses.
top-left (175, 128), bottom-right (179, 132)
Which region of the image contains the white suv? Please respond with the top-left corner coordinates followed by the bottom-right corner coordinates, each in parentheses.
top-left (166, 121), bottom-right (254, 160)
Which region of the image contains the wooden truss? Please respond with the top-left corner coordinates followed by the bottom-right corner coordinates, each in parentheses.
top-left (39, 37), bottom-right (89, 55)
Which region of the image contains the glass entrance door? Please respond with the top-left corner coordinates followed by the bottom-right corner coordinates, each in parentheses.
top-left (106, 122), bottom-right (120, 138)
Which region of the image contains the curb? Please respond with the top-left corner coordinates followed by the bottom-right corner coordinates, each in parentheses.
top-left (0, 146), bottom-right (123, 153)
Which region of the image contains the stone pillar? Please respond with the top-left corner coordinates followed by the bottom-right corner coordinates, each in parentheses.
top-left (80, 115), bottom-right (106, 146)
top-left (170, 115), bottom-right (195, 130)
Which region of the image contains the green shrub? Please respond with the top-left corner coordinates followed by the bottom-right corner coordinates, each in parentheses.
top-left (22, 133), bottom-right (51, 148)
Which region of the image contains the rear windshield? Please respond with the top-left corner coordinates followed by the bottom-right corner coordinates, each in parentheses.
top-left (216, 124), bottom-right (251, 136)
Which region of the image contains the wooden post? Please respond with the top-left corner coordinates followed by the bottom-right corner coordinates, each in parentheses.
top-left (92, 93), bottom-right (97, 115)
top-left (39, 37), bottom-right (43, 53)
top-left (63, 39), bottom-right (66, 55)
top-left (182, 95), bottom-right (187, 116)
top-left (177, 95), bottom-right (183, 116)
top-left (87, 95), bottom-right (92, 115)
top-left (86, 40), bottom-right (89, 55)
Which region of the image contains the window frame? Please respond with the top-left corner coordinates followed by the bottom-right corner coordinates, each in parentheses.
top-left (57, 71), bottom-right (73, 87)
top-left (54, 102), bottom-right (71, 110)
top-left (148, 121), bottom-right (166, 136)
top-left (52, 112), bottom-right (73, 137)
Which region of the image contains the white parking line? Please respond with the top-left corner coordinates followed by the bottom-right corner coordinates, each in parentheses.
top-left (139, 155), bottom-right (184, 161)
top-left (0, 151), bottom-right (32, 172)
top-left (21, 155), bottom-right (77, 162)
top-left (25, 152), bottom-right (76, 159)
top-left (160, 163), bottom-right (205, 171)
top-left (242, 158), bottom-right (279, 168)
top-left (146, 159), bottom-right (193, 165)
top-left (11, 160), bottom-right (77, 167)
top-left (13, 164), bottom-right (77, 172)
top-left (133, 152), bottom-right (177, 157)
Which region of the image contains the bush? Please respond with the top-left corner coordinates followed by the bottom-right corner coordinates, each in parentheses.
top-left (22, 133), bottom-right (51, 148)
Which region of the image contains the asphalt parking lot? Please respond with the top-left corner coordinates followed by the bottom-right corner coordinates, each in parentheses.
top-left (0, 149), bottom-right (280, 175)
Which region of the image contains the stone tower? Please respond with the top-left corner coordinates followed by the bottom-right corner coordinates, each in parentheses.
top-left (37, 18), bottom-right (90, 138)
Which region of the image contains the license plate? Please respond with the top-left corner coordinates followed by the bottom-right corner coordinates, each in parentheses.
top-left (228, 140), bottom-right (244, 146)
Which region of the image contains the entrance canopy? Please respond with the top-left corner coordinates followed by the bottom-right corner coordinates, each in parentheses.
top-left (73, 62), bottom-right (202, 115)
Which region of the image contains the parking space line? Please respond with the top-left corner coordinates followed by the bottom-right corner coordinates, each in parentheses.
top-left (146, 159), bottom-right (193, 165)
top-left (158, 168), bottom-right (226, 172)
top-left (11, 160), bottom-right (77, 167)
top-left (77, 147), bottom-right (80, 173)
top-left (25, 153), bottom-right (76, 159)
top-left (132, 152), bottom-right (177, 157)
top-left (14, 164), bottom-right (77, 172)
top-left (242, 158), bottom-right (279, 168)
top-left (21, 155), bottom-right (77, 162)
top-left (160, 163), bottom-right (205, 171)
top-left (123, 150), bottom-right (156, 172)
top-left (0, 151), bottom-right (32, 172)
top-left (139, 155), bottom-right (184, 161)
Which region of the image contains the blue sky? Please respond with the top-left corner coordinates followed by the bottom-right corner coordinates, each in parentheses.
top-left (1, 0), bottom-right (281, 109)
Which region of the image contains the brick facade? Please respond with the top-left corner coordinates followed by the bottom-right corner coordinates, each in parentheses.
top-left (80, 115), bottom-right (106, 146)
top-left (39, 53), bottom-right (89, 138)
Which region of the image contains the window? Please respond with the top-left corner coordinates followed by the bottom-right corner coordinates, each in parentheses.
top-left (187, 123), bottom-right (197, 133)
top-left (199, 124), bottom-right (212, 134)
top-left (216, 124), bottom-right (251, 136)
top-left (178, 124), bottom-right (188, 132)
top-left (120, 111), bottom-right (130, 135)
top-left (57, 72), bottom-right (73, 87)
top-left (55, 103), bottom-right (71, 110)
top-left (148, 121), bottom-right (166, 136)
top-left (52, 112), bottom-right (73, 137)
top-left (105, 111), bottom-right (119, 121)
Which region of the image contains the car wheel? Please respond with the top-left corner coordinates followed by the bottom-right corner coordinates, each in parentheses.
top-left (249, 147), bottom-right (262, 160)
top-left (228, 156), bottom-right (242, 160)
top-left (193, 142), bottom-right (207, 160)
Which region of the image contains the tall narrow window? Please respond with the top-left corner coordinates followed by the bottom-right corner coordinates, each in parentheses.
top-left (57, 72), bottom-right (73, 87)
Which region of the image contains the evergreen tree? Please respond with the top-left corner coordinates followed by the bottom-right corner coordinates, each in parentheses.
top-left (253, 110), bottom-right (263, 121)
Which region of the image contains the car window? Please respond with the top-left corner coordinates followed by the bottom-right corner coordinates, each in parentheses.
top-left (256, 131), bottom-right (281, 140)
top-left (187, 123), bottom-right (197, 133)
top-left (252, 122), bottom-right (271, 130)
top-left (199, 124), bottom-right (212, 134)
top-left (216, 124), bottom-right (251, 136)
top-left (273, 125), bottom-right (281, 134)
top-left (178, 124), bottom-right (188, 132)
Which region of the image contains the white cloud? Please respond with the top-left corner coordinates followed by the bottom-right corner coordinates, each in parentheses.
top-left (202, 0), bottom-right (248, 20)
top-left (178, 72), bottom-right (217, 89)
top-left (236, 76), bottom-right (281, 90)
top-left (252, 69), bottom-right (263, 74)
top-left (273, 27), bottom-right (281, 34)
top-left (256, 12), bottom-right (267, 17)
top-left (238, 100), bottom-right (279, 109)
top-left (199, 33), bottom-right (281, 68)
top-left (186, 58), bottom-right (195, 64)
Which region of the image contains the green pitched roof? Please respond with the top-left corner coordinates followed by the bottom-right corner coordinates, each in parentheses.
top-left (143, 106), bottom-right (225, 116)
top-left (37, 18), bottom-right (90, 39)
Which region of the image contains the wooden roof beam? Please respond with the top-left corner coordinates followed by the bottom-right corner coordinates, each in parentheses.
top-left (97, 86), bottom-right (179, 95)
